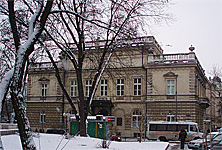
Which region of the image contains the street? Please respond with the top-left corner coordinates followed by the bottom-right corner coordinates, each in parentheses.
top-left (120, 138), bottom-right (192, 150)
top-left (168, 141), bottom-right (190, 150)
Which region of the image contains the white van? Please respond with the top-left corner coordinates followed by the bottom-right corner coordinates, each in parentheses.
top-left (147, 121), bottom-right (202, 141)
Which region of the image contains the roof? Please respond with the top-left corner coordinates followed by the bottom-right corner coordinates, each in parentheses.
top-left (148, 121), bottom-right (198, 125)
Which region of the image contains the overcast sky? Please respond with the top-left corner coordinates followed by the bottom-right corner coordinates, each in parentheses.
top-left (151, 0), bottom-right (222, 77)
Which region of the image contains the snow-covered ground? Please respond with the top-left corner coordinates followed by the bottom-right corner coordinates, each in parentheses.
top-left (1, 133), bottom-right (169, 150)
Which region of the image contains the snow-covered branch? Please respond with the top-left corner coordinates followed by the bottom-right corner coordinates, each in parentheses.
top-left (89, 51), bottom-right (113, 106)
top-left (0, 69), bottom-right (14, 114)
top-left (28, 1), bottom-right (43, 37)
top-left (5, 1), bottom-right (54, 149)
top-left (43, 29), bottom-right (79, 69)
top-left (39, 39), bottom-right (79, 116)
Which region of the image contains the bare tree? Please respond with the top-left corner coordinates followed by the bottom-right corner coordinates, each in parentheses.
top-left (209, 64), bottom-right (222, 79)
top-left (41, 0), bottom-right (172, 136)
top-left (0, 0), bottom-right (172, 143)
top-left (0, 0), bottom-right (53, 149)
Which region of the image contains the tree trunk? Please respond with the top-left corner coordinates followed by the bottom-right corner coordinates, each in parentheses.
top-left (7, 1), bottom-right (53, 149)
top-left (77, 68), bottom-right (87, 136)
top-left (42, 43), bottom-right (80, 129)
top-left (11, 91), bottom-right (35, 150)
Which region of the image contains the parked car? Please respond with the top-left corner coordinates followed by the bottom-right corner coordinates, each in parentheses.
top-left (210, 140), bottom-right (222, 150)
top-left (199, 133), bottom-right (222, 149)
top-left (188, 132), bottom-right (219, 149)
top-left (111, 135), bottom-right (122, 141)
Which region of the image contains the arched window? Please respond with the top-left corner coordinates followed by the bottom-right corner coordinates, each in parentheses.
top-left (132, 110), bottom-right (142, 128)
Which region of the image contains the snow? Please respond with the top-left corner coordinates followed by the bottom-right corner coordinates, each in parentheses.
top-left (1, 134), bottom-right (22, 150)
top-left (28, 3), bottom-right (43, 37)
top-left (1, 133), bottom-right (169, 150)
top-left (0, 69), bottom-right (14, 114)
top-left (89, 52), bottom-right (113, 106)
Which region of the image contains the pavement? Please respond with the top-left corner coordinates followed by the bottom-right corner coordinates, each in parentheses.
top-left (115, 138), bottom-right (192, 150)
top-left (168, 141), bottom-right (190, 150)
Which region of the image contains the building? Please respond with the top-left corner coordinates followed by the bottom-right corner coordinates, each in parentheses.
top-left (26, 36), bottom-right (218, 137)
top-left (146, 47), bottom-right (209, 130)
top-left (208, 76), bottom-right (222, 128)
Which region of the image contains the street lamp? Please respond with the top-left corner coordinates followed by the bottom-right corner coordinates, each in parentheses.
top-left (175, 74), bottom-right (178, 122)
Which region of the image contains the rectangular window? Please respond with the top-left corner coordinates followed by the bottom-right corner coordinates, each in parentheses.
top-left (117, 79), bottom-right (124, 96)
top-left (156, 124), bottom-right (167, 131)
top-left (41, 84), bottom-right (47, 97)
top-left (132, 110), bottom-right (142, 128)
top-left (70, 80), bottom-right (77, 97)
top-left (132, 116), bottom-right (142, 128)
top-left (100, 79), bottom-right (107, 96)
top-left (150, 124), bottom-right (157, 131)
top-left (167, 125), bottom-right (177, 131)
top-left (178, 125), bottom-right (188, 132)
top-left (190, 125), bottom-right (197, 132)
top-left (167, 80), bottom-right (175, 95)
top-left (40, 111), bottom-right (45, 123)
top-left (117, 117), bottom-right (122, 126)
top-left (85, 80), bottom-right (92, 97)
top-left (134, 78), bottom-right (141, 95)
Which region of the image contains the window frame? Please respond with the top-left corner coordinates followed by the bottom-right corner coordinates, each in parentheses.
top-left (117, 117), bottom-right (122, 126)
top-left (100, 79), bottom-right (108, 96)
top-left (41, 84), bottom-right (47, 97)
top-left (70, 80), bottom-right (77, 97)
top-left (166, 79), bottom-right (175, 95)
top-left (116, 79), bottom-right (124, 96)
top-left (190, 125), bottom-right (197, 132)
top-left (134, 78), bottom-right (141, 96)
top-left (85, 79), bottom-right (92, 97)
top-left (132, 110), bottom-right (142, 128)
top-left (149, 124), bottom-right (189, 132)
top-left (167, 124), bottom-right (177, 131)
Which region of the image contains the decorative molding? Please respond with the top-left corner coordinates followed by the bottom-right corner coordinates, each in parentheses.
top-left (163, 71), bottom-right (178, 77)
top-left (38, 77), bottom-right (50, 82)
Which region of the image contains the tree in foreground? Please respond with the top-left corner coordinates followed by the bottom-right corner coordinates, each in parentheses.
top-left (0, 0), bottom-right (53, 149)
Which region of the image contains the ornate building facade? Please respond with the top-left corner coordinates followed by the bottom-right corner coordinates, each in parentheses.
top-left (26, 36), bottom-right (218, 137)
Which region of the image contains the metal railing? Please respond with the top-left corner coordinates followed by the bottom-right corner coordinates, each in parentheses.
top-left (148, 53), bottom-right (206, 75)
top-left (29, 61), bottom-right (62, 71)
top-left (69, 36), bottom-right (163, 53)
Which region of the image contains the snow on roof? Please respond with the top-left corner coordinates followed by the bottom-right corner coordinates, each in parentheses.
top-left (148, 121), bottom-right (198, 125)
top-left (70, 116), bottom-right (106, 120)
